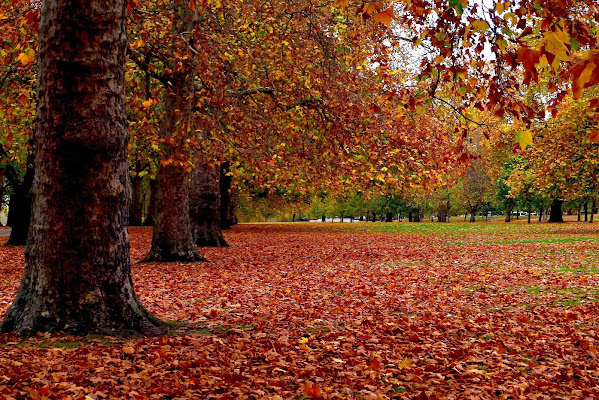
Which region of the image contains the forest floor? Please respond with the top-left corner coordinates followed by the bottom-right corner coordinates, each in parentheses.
top-left (1, 221), bottom-right (599, 399)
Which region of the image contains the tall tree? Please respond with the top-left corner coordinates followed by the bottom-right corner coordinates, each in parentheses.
top-left (1, 0), bottom-right (163, 336)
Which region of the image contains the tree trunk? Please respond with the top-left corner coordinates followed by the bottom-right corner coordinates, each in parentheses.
top-left (584, 201), bottom-right (588, 222)
top-left (408, 212), bottom-right (412, 222)
top-left (145, 2), bottom-right (204, 262)
top-left (504, 204), bottom-right (513, 222)
top-left (129, 175), bottom-right (143, 226)
top-left (6, 155), bottom-right (34, 246)
top-left (144, 178), bottom-right (157, 226)
top-left (1, 0), bottom-right (164, 336)
top-left (538, 208), bottom-right (543, 222)
top-left (437, 201), bottom-right (447, 222)
top-left (385, 212), bottom-right (393, 222)
top-left (527, 204), bottom-right (532, 224)
top-left (469, 207), bottom-right (476, 223)
top-left (189, 164), bottom-right (227, 247)
top-left (321, 215), bottom-right (326, 222)
top-left (590, 199), bottom-right (596, 223)
top-left (577, 206), bottom-right (581, 222)
top-left (413, 211), bottom-right (421, 222)
top-left (548, 199), bottom-right (564, 223)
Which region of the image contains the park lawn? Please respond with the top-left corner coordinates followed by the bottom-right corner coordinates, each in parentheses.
top-left (1, 222), bottom-right (599, 399)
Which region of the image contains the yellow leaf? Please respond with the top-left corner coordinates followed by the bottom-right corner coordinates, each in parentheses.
top-left (398, 358), bottom-right (412, 369)
top-left (471, 19), bottom-right (490, 33)
top-left (496, 2), bottom-right (505, 14)
top-left (515, 130), bottom-right (533, 150)
top-left (142, 99), bottom-right (153, 109)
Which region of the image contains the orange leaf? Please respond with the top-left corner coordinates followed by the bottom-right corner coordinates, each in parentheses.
top-left (373, 9), bottom-right (395, 27)
top-left (363, 2), bottom-right (382, 14)
top-left (303, 382), bottom-right (321, 398)
top-left (334, 0), bottom-right (349, 8)
top-left (589, 130), bottom-right (599, 143)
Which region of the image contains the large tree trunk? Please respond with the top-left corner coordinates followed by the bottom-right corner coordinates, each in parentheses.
top-left (1, 0), bottom-right (164, 336)
top-left (548, 199), bottom-right (564, 223)
top-left (190, 164), bottom-right (228, 247)
top-left (129, 175), bottom-right (143, 226)
top-left (385, 212), bottom-right (393, 222)
top-left (6, 154), bottom-right (34, 246)
top-left (145, 2), bottom-right (203, 262)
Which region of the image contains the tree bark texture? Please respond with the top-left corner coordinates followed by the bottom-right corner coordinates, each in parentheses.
top-left (548, 199), bottom-right (564, 223)
top-left (190, 164), bottom-right (228, 247)
top-left (129, 175), bottom-right (143, 226)
top-left (1, 0), bottom-right (164, 336)
top-left (145, 2), bottom-right (203, 262)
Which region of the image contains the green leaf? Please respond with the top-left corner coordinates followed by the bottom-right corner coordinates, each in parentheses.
top-left (449, 0), bottom-right (464, 15)
top-left (570, 37), bottom-right (580, 52)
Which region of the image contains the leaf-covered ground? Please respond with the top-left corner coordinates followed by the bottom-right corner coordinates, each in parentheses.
top-left (2, 221), bottom-right (599, 399)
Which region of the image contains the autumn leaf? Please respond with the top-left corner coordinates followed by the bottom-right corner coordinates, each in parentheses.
top-left (17, 49), bottom-right (34, 65)
top-left (373, 9), bottom-right (395, 27)
top-left (589, 130), bottom-right (599, 143)
top-left (515, 129), bottom-right (533, 150)
top-left (334, 0), bottom-right (349, 9)
top-left (363, 2), bottom-right (382, 15)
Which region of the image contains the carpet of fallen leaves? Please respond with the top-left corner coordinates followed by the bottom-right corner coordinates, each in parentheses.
top-left (2, 221), bottom-right (599, 399)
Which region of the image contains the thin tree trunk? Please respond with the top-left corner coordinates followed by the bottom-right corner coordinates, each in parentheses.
top-left (548, 198), bottom-right (564, 223)
top-left (144, 178), bottom-right (157, 226)
top-left (528, 204), bottom-right (532, 224)
top-left (6, 155), bottom-right (34, 246)
top-left (538, 208), bottom-right (543, 222)
top-left (129, 175), bottom-right (143, 226)
top-left (220, 162), bottom-right (236, 229)
top-left (145, 1), bottom-right (204, 262)
top-left (1, 0), bottom-right (163, 336)
top-left (584, 201), bottom-right (588, 222)
top-left (590, 200), bottom-right (596, 223)
top-left (321, 215), bottom-right (326, 222)
top-left (505, 204), bottom-right (513, 222)
top-left (190, 164), bottom-right (228, 247)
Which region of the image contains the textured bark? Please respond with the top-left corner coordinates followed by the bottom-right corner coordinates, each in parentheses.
top-left (190, 164), bottom-right (228, 247)
top-left (548, 199), bottom-right (564, 223)
top-left (129, 175), bottom-right (143, 226)
top-left (145, 1), bottom-right (204, 262)
top-left (1, 0), bottom-right (164, 336)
